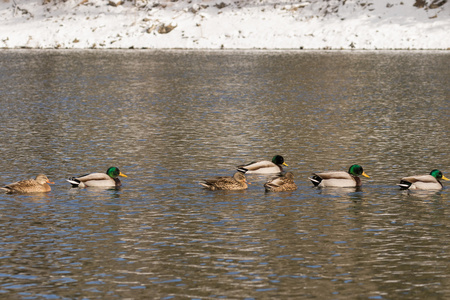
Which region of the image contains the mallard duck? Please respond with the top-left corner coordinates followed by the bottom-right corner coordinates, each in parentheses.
top-left (237, 155), bottom-right (288, 174)
top-left (67, 167), bottom-right (127, 188)
top-left (1, 174), bottom-right (54, 193)
top-left (264, 172), bottom-right (297, 192)
top-left (309, 164), bottom-right (370, 188)
top-left (200, 172), bottom-right (248, 191)
top-left (398, 169), bottom-right (449, 190)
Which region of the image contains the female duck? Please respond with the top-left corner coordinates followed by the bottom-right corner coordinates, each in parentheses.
top-left (237, 155), bottom-right (288, 174)
top-left (264, 172), bottom-right (297, 192)
top-left (309, 164), bottom-right (370, 188)
top-left (1, 174), bottom-right (54, 193)
top-left (398, 169), bottom-right (449, 190)
top-left (67, 167), bottom-right (127, 188)
top-left (200, 172), bottom-right (248, 191)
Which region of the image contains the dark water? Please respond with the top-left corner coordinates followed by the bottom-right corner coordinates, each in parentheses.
top-left (0, 50), bottom-right (449, 299)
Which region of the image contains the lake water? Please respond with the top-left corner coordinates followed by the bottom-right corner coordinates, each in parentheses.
top-left (0, 50), bottom-right (449, 299)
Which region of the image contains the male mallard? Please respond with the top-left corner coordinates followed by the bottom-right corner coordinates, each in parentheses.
top-left (264, 172), bottom-right (297, 192)
top-left (237, 155), bottom-right (288, 174)
top-left (309, 164), bottom-right (370, 188)
top-left (200, 172), bottom-right (248, 191)
top-left (398, 169), bottom-right (449, 190)
top-left (67, 167), bottom-right (127, 188)
top-left (1, 174), bottom-right (54, 193)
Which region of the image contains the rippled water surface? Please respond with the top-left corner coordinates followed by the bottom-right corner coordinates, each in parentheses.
top-left (0, 50), bottom-right (449, 299)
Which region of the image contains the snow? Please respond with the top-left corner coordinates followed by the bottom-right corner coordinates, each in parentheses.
top-left (0, 0), bottom-right (449, 50)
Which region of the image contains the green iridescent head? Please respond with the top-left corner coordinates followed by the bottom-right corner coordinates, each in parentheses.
top-left (106, 167), bottom-right (127, 179)
top-left (272, 155), bottom-right (288, 166)
top-left (348, 164), bottom-right (370, 178)
top-left (430, 169), bottom-right (449, 181)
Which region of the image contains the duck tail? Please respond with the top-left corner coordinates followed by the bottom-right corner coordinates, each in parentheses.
top-left (263, 182), bottom-right (275, 192)
top-left (0, 187), bottom-right (12, 193)
top-left (67, 178), bottom-right (81, 188)
top-left (397, 180), bottom-right (411, 190)
top-left (308, 175), bottom-right (322, 187)
top-left (237, 168), bottom-right (248, 174)
top-left (198, 181), bottom-right (210, 188)
top-left (199, 181), bottom-right (216, 190)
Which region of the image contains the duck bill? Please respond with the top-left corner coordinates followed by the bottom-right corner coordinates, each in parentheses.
top-left (283, 162), bottom-right (288, 166)
top-left (362, 172), bottom-right (370, 178)
top-left (47, 180), bottom-right (55, 184)
top-left (442, 175), bottom-right (449, 181)
top-left (119, 172), bottom-right (128, 178)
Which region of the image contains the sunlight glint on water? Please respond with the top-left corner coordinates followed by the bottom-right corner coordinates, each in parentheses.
top-left (0, 50), bottom-right (448, 299)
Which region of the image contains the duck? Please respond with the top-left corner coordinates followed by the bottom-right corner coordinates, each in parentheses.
top-left (398, 169), bottom-right (449, 190)
top-left (67, 167), bottom-right (127, 188)
top-left (309, 164), bottom-right (370, 188)
top-left (200, 172), bottom-right (248, 191)
top-left (237, 155), bottom-right (288, 174)
top-left (1, 174), bottom-right (54, 193)
top-left (264, 172), bottom-right (297, 192)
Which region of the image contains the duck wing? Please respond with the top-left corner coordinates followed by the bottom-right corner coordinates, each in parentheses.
top-left (68, 172), bottom-right (116, 187)
top-left (200, 176), bottom-right (244, 190)
top-left (265, 174), bottom-right (296, 191)
top-left (401, 174), bottom-right (437, 183)
top-left (237, 160), bottom-right (280, 173)
top-left (313, 171), bottom-right (353, 180)
top-left (238, 160), bottom-right (274, 170)
top-left (73, 173), bottom-right (111, 182)
top-left (204, 176), bottom-right (234, 186)
top-left (265, 175), bottom-right (286, 187)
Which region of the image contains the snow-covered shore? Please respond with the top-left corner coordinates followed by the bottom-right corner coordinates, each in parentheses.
top-left (1, 0), bottom-right (449, 50)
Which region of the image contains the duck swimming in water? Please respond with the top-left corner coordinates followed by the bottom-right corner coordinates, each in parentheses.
top-left (264, 172), bottom-right (297, 192)
top-left (1, 174), bottom-right (54, 193)
top-left (200, 172), bottom-right (248, 191)
top-left (67, 167), bottom-right (127, 188)
top-left (309, 164), bottom-right (370, 188)
top-left (398, 169), bottom-right (448, 190)
top-left (237, 155), bottom-right (288, 174)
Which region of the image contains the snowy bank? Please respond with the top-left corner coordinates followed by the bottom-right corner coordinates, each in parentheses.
top-left (1, 0), bottom-right (449, 50)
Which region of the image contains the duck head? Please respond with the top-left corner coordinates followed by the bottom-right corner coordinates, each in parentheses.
top-left (106, 167), bottom-right (127, 179)
top-left (348, 164), bottom-right (370, 178)
top-left (430, 169), bottom-right (449, 181)
top-left (272, 155), bottom-right (288, 167)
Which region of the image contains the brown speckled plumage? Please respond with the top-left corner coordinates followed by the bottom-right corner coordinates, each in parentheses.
top-left (264, 172), bottom-right (297, 192)
top-left (200, 172), bottom-right (248, 190)
top-left (1, 174), bottom-right (54, 193)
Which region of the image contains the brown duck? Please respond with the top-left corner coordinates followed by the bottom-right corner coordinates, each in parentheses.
top-left (264, 172), bottom-right (297, 192)
top-left (200, 172), bottom-right (249, 191)
top-left (1, 174), bottom-right (54, 193)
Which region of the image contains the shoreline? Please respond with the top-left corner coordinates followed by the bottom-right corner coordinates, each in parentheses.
top-left (1, 47), bottom-right (449, 52)
top-left (1, 0), bottom-right (448, 51)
